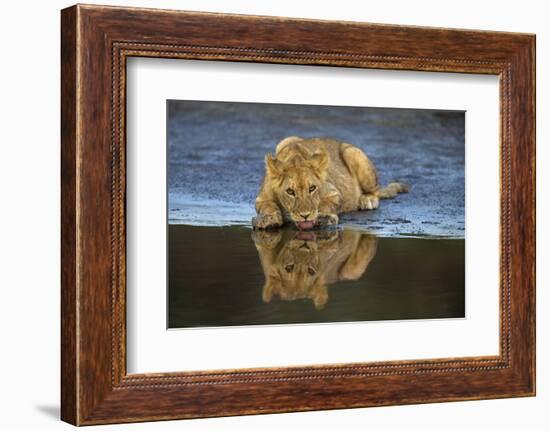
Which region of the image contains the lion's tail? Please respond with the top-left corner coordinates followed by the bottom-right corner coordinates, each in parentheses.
top-left (375, 182), bottom-right (410, 199)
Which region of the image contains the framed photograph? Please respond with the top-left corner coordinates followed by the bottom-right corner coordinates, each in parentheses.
top-left (61, 4), bottom-right (536, 425)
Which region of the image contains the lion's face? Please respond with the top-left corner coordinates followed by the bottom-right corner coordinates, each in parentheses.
top-left (253, 229), bottom-right (378, 310)
top-left (265, 152), bottom-right (328, 230)
top-left (263, 232), bottom-right (328, 309)
top-left (276, 165), bottom-right (323, 230)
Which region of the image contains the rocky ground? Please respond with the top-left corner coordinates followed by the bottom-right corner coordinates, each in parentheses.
top-left (167, 100), bottom-right (465, 238)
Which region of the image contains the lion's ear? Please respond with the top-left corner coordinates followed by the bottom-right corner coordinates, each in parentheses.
top-left (265, 154), bottom-right (283, 178)
top-left (310, 152), bottom-right (329, 176)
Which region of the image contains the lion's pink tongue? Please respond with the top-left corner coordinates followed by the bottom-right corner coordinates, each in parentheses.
top-left (297, 231), bottom-right (316, 241)
top-left (296, 220), bottom-right (315, 230)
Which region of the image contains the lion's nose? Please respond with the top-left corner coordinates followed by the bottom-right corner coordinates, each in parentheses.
top-left (300, 213), bottom-right (311, 220)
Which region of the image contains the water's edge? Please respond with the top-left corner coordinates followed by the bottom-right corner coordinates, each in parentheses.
top-left (169, 194), bottom-right (465, 239)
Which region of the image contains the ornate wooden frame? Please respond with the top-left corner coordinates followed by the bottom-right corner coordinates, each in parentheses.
top-left (61, 4), bottom-right (535, 425)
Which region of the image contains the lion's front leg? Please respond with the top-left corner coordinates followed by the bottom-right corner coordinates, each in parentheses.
top-left (252, 200), bottom-right (284, 230)
top-left (317, 192), bottom-right (342, 227)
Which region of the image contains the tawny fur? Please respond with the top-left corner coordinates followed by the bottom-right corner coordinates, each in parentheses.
top-left (252, 136), bottom-right (410, 230)
top-left (252, 229), bottom-right (377, 309)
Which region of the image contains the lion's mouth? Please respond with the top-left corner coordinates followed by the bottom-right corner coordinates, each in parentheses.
top-left (295, 220), bottom-right (316, 230)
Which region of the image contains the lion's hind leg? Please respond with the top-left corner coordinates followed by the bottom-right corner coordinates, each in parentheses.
top-left (358, 194), bottom-right (379, 210)
top-left (341, 144), bottom-right (380, 211)
top-left (339, 233), bottom-right (378, 281)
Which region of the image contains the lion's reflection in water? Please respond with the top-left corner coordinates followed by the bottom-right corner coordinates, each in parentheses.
top-left (252, 229), bottom-right (378, 309)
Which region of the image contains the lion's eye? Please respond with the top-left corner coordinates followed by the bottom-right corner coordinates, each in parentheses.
top-left (285, 264), bottom-right (294, 273)
top-left (286, 188), bottom-right (295, 196)
top-left (308, 267), bottom-right (317, 276)
top-left (309, 185), bottom-right (317, 193)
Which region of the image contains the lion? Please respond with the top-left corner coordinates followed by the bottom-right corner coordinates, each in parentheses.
top-left (252, 228), bottom-right (378, 309)
top-left (252, 136), bottom-right (409, 230)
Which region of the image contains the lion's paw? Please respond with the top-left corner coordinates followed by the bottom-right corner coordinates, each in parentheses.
top-left (359, 194), bottom-right (379, 210)
top-left (251, 230), bottom-right (283, 248)
top-left (317, 213), bottom-right (339, 227)
top-left (252, 212), bottom-right (283, 230)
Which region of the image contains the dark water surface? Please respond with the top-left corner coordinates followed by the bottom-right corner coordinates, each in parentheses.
top-left (168, 225), bottom-right (465, 329)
